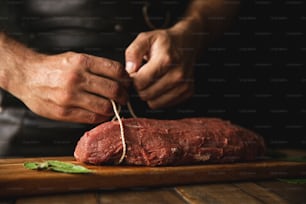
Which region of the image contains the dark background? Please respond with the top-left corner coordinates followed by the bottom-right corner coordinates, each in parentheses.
top-left (125, 1), bottom-right (306, 149)
top-left (188, 0), bottom-right (306, 149)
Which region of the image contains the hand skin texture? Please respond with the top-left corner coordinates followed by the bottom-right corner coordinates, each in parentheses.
top-left (125, 26), bottom-right (197, 109)
top-left (125, 0), bottom-right (238, 109)
top-left (0, 33), bottom-right (130, 124)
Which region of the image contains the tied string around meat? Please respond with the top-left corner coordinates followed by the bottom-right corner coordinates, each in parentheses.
top-left (110, 100), bottom-right (137, 164)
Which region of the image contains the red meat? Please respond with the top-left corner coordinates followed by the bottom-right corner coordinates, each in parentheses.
top-left (74, 118), bottom-right (265, 166)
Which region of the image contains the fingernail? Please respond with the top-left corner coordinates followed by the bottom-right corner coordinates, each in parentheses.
top-left (125, 61), bottom-right (136, 73)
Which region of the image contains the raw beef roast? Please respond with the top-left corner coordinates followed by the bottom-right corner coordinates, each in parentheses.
top-left (74, 118), bottom-right (265, 166)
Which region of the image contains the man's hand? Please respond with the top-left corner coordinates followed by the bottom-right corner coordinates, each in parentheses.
top-left (125, 26), bottom-right (196, 109)
top-left (0, 34), bottom-right (130, 124)
top-left (124, 0), bottom-right (237, 109)
top-left (23, 52), bottom-right (130, 123)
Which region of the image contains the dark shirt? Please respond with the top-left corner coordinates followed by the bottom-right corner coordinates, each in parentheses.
top-left (9, 0), bottom-right (186, 58)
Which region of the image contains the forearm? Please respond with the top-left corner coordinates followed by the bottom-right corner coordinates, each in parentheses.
top-left (0, 32), bottom-right (9, 90)
top-left (0, 32), bottom-right (41, 95)
top-left (170, 0), bottom-right (239, 50)
top-left (1, 31), bottom-right (130, 123)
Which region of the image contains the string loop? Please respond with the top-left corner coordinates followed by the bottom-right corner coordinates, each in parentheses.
top-left (110, 100), bottom-right (137, 164)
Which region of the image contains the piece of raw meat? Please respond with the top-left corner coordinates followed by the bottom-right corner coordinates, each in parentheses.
top-left (74, 118), bottom-right (265, 166)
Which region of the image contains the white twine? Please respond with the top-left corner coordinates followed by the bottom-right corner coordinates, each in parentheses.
top-left (110, 100), bottom-right (126, 164)
top-left (127, 101), bottom-right (137, 119)
top-left (110, 100), bottom-right (137, 164)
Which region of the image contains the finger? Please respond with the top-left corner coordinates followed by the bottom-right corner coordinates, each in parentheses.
top-left (34, 100), bottom-right (110, 124)
top-left (146, 83), bottom-right (194, 109)
top-left (82, 72), bottom-right (129, 105)
top-left (73, 92), bottom-right (114, 117)
top-left (132, 54), bottom-right (170, 91)
top-left (81, 54), bottom-right (129, 86)
top-left (57, 107), bottom-right (109, 124)
top-left (125, 32), bottom-right (151, 74)
top-left (138, 67), bottom-right (189, 101)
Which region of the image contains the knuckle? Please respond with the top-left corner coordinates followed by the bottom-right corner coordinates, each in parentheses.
top-left (125, 45), bottom-right (138, 57)
top-left (137, 32), bottom-right (148, 40)
top-left (100, 101), bottom-right (113, 116)
top-left (63, 51), bottom-right (77, 58)
top-left (182, 83), bottom-right (194, 98)
top-left (64, 71), bottom-right (82, 91)
top-left (133, 79), bottom-right (146, 91)
top-left (159, 31), bottom-right (169, 40)
top-left (147, 101), bottom-right (158, 109)
top-left (55, 106), bottom-right (71, 118)
top-left (88, 113), bottom-right (103, 124)
top-left (161, 54), bottom-right (172, 66)
top-left (158, 30), bottom-right (171, 43)
top-left (72, 53), bottom-right (89, 67)
top-left (88, 114), bottom-right (97, 123)
top-left (173, 70), bottom-right (185, 82)
top-left (112, 61), bottom-right (122, 70)
top-left (126, 32), bottom-right (149, 56)
top-left (109, 82), bottom-right (121, 98)
top-left (111, 61), bottom-right (124, 76)
top-left (57, 91), bottom-right (74, 106)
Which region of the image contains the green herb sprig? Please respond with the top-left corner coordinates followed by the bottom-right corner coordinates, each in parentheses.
top-left (24, 160), bottom-right (93, 174)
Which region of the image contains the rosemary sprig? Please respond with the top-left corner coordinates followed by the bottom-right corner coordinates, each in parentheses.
top-left (24, 160), bottom-right (93, 174)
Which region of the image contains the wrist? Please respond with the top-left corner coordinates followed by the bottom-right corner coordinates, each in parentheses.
top-left (0, 33), bottom-right (10, 90)
top-left (0, 32), bottom-right (43, 96)
top-left (169, 17), bottom-right (204, 54)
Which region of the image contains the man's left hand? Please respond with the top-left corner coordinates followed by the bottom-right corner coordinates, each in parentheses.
top-left (125, 27), bottom-right (197, 109)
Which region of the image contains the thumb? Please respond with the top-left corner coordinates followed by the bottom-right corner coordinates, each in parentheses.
top-left (125, 33), bottom-right (151, 74)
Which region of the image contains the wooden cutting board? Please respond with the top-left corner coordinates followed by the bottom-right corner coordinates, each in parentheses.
top-left (1, 157), bottom-right (306, 198)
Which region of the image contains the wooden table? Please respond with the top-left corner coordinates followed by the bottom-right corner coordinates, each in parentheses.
top-left (1, 149), bottom-right (306, 204)
top-left (0, 181), bottom-right (305, 204)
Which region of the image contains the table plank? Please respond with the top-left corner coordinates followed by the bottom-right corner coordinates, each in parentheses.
top-left (15, 193), bottom-right (98, 204)
top-left (99, 188), bottom-right (186, 204)
top-left (176, 184), bottom-right (263, 204)
top-left (256, 181), bottom-right (306, 204)
top-left (4, 180), bottom-right (306, 204)
top-left (234, 182), bottom-right (289, 204)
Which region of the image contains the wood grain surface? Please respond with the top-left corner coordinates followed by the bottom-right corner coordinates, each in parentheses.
top-left (1, 157), bottom-right (306, 198)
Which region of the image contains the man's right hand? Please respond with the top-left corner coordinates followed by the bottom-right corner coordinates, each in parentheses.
top-left (23, 52), bottom-right (130, 123)
top-left (0, 34), bottom-right (130, 124)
